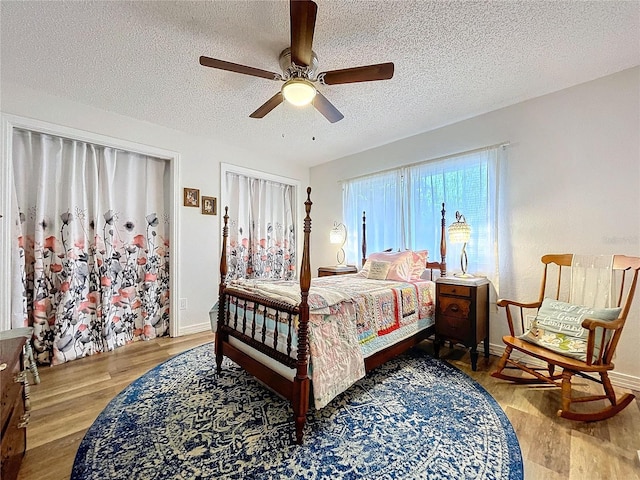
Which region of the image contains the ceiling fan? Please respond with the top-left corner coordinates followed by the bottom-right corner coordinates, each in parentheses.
top-left (199, 0), bottom-right (394, 123)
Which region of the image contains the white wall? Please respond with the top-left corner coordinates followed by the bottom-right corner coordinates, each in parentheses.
top-left (310, 67), bottom-right (640, 386)
top-left (1, 81), bottom-right (310, 336)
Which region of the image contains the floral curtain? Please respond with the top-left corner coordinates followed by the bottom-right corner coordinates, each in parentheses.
top-left (11, 128), bottom-right (170, 365)
top-left (224, 172), bottom-right (296, 280)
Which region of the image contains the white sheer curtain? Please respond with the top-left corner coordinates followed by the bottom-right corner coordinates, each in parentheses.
top-left (343, 170), bottom-right (403, 266)
top-left (12, 128), bottom-right (170, 365)
top-left (343, 147), bottom-right (500, 285)
top-left (225, 172), bottom-right (296, 280)
top-left (407, 148), bottom-right (499, 283)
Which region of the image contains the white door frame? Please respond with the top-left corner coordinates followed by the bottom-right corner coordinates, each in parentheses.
top-left (0, 114), bottom-right (181, 336)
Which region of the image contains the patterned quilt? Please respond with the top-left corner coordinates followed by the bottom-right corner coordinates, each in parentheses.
top-left (223, 275), bottom-right (435, 409)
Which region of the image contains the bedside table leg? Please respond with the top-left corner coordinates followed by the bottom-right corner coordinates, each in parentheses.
top-left (483, 336), bottom-right (490, 359)
top-left (434, 338), bottom-right (441, 359)
top-left (470, 347), bottom-right (478, 371)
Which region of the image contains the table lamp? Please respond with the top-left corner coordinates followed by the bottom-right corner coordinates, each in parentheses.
top-left (448, 211), bottom-right (472, 277)
top-left (329, 222), bottom-right (347, 265)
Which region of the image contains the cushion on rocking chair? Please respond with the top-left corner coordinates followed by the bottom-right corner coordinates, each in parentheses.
top-left (518, 297), bottom-right (621, 362)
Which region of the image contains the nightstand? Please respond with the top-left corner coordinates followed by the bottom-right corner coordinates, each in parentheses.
top-left (318, 265), bottom-right (357, 277)
top-left (435, 276), bottom-right (489, 371)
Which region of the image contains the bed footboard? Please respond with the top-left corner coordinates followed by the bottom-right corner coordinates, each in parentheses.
top-left (219, 288), bottom-right (299, 368)
top-left (216, 188), bottom-right (313, 444)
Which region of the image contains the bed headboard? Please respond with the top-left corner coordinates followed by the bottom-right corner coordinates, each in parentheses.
top-left (219, 192), bottom-right (447, 297)
top-left (361, 203), bottom-right (447, 278)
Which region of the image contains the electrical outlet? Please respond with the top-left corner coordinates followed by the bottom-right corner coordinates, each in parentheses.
top-left (179, 298), bottom-right (187, 310)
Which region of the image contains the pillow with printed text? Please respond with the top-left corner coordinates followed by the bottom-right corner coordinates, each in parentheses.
top-left (518, 297), bottom-right (621, 362)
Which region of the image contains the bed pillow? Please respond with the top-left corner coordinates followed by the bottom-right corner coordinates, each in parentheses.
top-left (518, 297), bottom-right (621, 362)
top-left (410, 250), bottom-right (429, 279)
top-left (367, 261), bottom-right (392, 280)
top-left (360, 250), bottom-right (413, 282)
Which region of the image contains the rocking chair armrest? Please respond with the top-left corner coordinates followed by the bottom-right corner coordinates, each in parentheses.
top-left (582, 317), bottom-right (624, 366)
top-left (496, 298), bottom-right (541, 309)
top-left (496, 298), bottom-right (542, 336)
top-left (581, 317), bottom-right (623, 331)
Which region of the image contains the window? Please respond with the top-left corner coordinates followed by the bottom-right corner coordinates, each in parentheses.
top-left (343, 147), bottom-right (500, 282)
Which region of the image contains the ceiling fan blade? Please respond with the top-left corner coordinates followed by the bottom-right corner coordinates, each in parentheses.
top-left (199, 56), bottom-right (280, 81)
top-left (312, 92), bottom-right (344, 123)
top-left (249, 92), bottom-right (284, 118)
top-left (319, 62), bottom-right (395, 85)
top-left (290, 0), bottom-right (317, 67)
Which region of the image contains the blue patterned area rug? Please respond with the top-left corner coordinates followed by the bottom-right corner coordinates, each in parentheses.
top-left (72, 344), bottom-right (523, 480)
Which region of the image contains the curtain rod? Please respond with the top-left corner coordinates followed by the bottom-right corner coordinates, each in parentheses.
top-left (338, 141), bottom-right (510, 184)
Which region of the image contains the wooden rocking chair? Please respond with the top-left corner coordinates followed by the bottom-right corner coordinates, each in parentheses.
top-left (492, 254), bottom-right (640, 421)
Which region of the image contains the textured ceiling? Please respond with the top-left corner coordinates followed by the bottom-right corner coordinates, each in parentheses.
top-left (1, 1), bottom-right (638, 167)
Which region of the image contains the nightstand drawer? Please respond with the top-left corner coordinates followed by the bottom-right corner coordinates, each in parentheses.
top-left (438, 284), bottom-right (471, 297)
top-left (1, 393), bottom-right (26, 480)
top-left (438, 297), bottom-right (471, 319)
top-left (436, 315), bottom-right (471, 342)
top-left (1, 340), bottom-right (24, 433)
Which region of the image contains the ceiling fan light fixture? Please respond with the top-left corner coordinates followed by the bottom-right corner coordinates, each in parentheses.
top-left (281, 78), bottom-right (316, 106)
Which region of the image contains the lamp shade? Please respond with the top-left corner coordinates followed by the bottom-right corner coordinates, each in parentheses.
top-left (448, 212), bottom-right (471, 244)
top-left (281, 78), bottom-right (316, 106)
top-left (330, 223), bottom-right (346, 245)
top-left (330, 222), bottom-right (347, 265)
top-left (448, 211), bottom-right (473, 277)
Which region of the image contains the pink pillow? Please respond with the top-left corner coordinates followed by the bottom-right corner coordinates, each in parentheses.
top-left (410, 250), bottom-right (429, 279)
top-left (360, 251), bottom-right (413, 282)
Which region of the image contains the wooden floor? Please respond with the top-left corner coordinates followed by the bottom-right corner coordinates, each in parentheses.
top-left (16, 333), bottom-right (640, 480)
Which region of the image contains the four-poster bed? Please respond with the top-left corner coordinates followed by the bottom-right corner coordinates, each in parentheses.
top-left (215, 187), bottom-right (447, 444)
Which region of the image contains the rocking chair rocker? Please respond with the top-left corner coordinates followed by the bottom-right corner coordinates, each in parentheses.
top-left (492, 254), bottom-right (640, 421)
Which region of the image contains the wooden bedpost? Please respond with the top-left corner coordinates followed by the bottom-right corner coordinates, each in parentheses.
top-left (362, 211), bottom-right (367, 267)
top-left (293, 187), bottom-right (312, 444)
top-left (216, 207), bottom-right (230, 374)
top-left (440, 203), bottom-right (447, 277)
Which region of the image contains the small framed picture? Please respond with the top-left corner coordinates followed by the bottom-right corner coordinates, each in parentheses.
top-left (183, 187), bottom-right (200, 207)
top-left (202, 196), bottom-right (217, 215)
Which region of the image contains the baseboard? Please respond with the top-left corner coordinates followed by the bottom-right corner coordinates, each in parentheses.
top-left (177, 322), bottom-right (212, 337)
top-left (484, 342), bottom-right (640, 391)
top-left (607, 370), bottom-right (640, 392)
